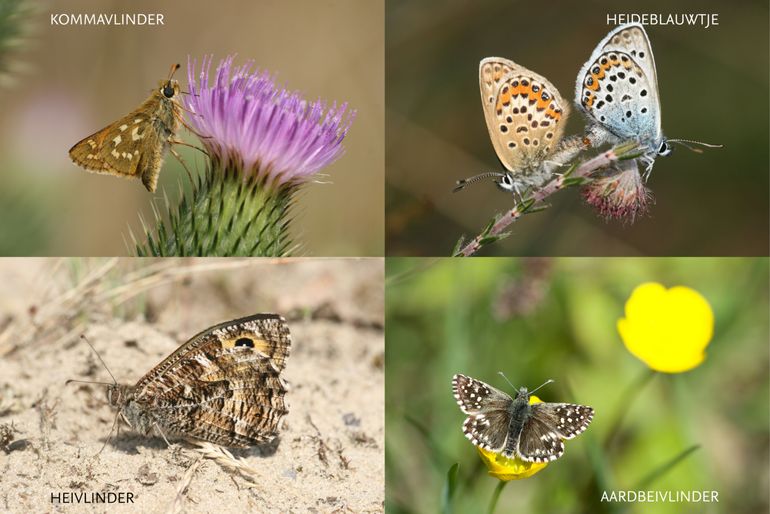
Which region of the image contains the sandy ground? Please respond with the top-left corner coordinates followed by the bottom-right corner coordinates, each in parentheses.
top-left (0, 258), bottom-right (384, 513)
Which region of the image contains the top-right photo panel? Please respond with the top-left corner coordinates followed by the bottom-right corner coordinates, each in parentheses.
top-left (386, 1), bottom-right (768, 256)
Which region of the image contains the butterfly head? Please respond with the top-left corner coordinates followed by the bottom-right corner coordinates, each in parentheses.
top-left (656, 139), bottom-right (672, 157)
top-left (515, 387), bottom-right (531, 402)
top-left (158, 63), bottom-right (182, 99)
top-left (495, 172), bottom-right (516, 192)
top-left (158, 79), bottom-right (180, 99)
top-left (106, 384), bottom-right (133, 408)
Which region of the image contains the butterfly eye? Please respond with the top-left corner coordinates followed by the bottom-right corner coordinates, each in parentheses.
top-left (162, 84), bottom-right (175, 98)
top-left (496, 175), bottom-right (515, 192)
top-left (658, 141), bottom-right (672, 156)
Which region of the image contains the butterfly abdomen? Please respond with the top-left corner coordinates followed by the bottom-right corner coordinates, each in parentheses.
top-left (503, 396), bottom-right (530, 456)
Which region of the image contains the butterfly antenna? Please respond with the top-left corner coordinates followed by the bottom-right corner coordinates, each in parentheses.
top-left (65, 379), bottom-right (115, 387)
top-left (529, 379), bottom-right (554, 395)
top-left (453, 172), bottom-right (506, 192)
top-left (497, 372), bottom-right (517, 390)
top-left (167, 63), bottom-right (181, 80)
top-left (667, 139), bottom-right (723, 154)
top-left (78, 334), bottom-right (118, 385)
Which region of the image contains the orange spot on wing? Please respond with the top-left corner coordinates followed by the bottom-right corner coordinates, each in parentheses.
top-left (496, 87), bottom-right (512, 112)
top-left (546, 108), bottom-right (562, 121)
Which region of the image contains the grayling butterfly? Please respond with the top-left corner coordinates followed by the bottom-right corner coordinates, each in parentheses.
top-left (452, 373), bottom-right (593, 463)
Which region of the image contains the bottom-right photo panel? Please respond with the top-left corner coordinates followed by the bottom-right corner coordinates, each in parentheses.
top-left (385, 258), bottom-right (768, 514)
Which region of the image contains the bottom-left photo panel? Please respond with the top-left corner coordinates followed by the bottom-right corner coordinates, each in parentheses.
top-left (0, 257), bottom-right (384, 513)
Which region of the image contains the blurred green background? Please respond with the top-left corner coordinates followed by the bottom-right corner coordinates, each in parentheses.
top-left (385, 0), bottom-right (769, 256)
top-left (385, 257), bottom-right (769, 513)
top-left (0, 0), bottom-right (383, 256)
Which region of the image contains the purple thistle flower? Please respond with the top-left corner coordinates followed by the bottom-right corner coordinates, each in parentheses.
top-left (185, 55), bottom-right (354, 188)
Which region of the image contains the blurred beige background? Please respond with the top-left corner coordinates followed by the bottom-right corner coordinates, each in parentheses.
top-left (0, 0), bottom-right (384, 256)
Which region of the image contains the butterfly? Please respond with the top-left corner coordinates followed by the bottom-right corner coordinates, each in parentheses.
top-left (455, 57), bottom-right (583, 196)
top-left (74, 314), bottom-right (291, 448)
top-left (575, 23), bottom-right (717, 178)
top-left (452, 373), bottom-right (593, 462)
top-left (69, 64), bottom-right (184, 192)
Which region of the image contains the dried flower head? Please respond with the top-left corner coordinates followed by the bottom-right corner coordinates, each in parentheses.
top-left (581, 159), bottom-right (651, 222)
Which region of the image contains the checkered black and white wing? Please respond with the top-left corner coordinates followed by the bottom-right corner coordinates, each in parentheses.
top-left (452, 374), bottom-right (513, 453)
top-left (516, 402), bottom-right (594, 463)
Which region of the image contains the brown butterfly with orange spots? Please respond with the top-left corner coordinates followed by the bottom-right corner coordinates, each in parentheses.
top-left (69, 64), bottom-right (185, 192)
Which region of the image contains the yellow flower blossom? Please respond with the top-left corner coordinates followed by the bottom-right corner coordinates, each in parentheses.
top-left (476, 395), bottom-right (548, 481)
top-left (618, 282), bottom-right (714, 373)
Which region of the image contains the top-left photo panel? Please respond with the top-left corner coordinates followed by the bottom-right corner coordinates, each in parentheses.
top-left (0, 0), bottom-right (384, 256)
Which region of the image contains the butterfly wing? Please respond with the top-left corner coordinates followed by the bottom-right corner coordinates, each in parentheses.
top-left (479, 57), bottom-right (568, 176)
top-left (68, 94), bottom-right (171, 192)
top-left (575, 23), bottom-right (662, 145)
top-left (516, 402), bottom-right (594, 462)
top-left (452, 374), bottom-right (513, 453)
top-left (133, 314), bottom-right (291, 447)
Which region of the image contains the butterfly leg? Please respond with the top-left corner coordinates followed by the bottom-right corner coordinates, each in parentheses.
top-left (641, 156), bottom-right (655, 182)
top-left (154, 423), bottom-right (173, 447)
top-left (168, 144), bottom-right (196, 186)
top-left (175, 111), bottom-right (213, 141)
top-left (170, 138), bottom-right (210, 158)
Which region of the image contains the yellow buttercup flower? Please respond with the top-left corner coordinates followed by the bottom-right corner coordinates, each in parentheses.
top-left (476, 396), bottom-right (548, 481)
top-left (618, 282), bottom-right (714, 373)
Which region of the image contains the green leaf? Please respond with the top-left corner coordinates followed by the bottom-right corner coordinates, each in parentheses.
top-left (482, 215), bottom-right (498, 235)
top-left (561, 161), bottom-right (579, 177)
top-left (618, 151), bottom-right (644, 161)
top-left (517, 197), bottom-right (535, 212)
top-left (527, 204), bottom-right (550, 214)
top-left (451, 236), bottom-right (465, 256)
top-left (634, 445), bottom-right (700, 490)
top-left (562, 176), bottom-right (589, 188)
top-left (441, 463), bottom-right (460, 514)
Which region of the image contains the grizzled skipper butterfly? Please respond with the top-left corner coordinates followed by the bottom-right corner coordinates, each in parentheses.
top-left (69, 64), bottom-right (184, 192)
top-left (452, 373), bottom-right (593, 462)
top-left (69, 314), bottom-right (291, 448)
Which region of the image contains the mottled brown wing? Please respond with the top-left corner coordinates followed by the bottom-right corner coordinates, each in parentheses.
top-left (133, 314), bottom-right (291, 447)
top-left (68, 94), bottom-right (165, 191)
top-left (516, 403), bottom-right (593, 463)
